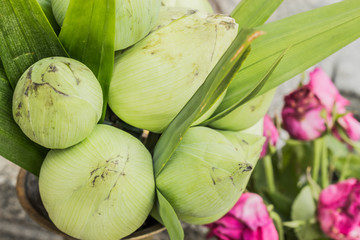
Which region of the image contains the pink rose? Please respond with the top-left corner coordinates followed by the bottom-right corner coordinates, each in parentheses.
top-left (260, 115), bottom-right (279, 157)
top-left (334, 113), bottom-right (360, 142)
top-left (281, 68), bottom-right (355, 141)
top-left (308, 68), bottom-right (350, 114)
top-left (318, 178), bottom-right (360, 240)
top-left (206, 193), bottom-right (278, 240)
top-left (282, 86), bottom-right (327, 140)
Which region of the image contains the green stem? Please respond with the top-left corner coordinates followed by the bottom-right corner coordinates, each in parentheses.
top-left (321, 136), bottom-right (329, 188)
top-left (263, 154), bottom-right (276, 193)
top-left (339, 155), bottom-right (351, 181)
top-left (270, 211), bottom-right (284, 240)
top-left (312, 138), bottom-right (322, 183)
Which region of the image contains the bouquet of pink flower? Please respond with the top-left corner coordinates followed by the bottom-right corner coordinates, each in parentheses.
top-left (205, 67), bottom-right (360, 240)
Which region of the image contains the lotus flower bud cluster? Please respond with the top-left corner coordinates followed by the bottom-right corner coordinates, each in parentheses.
top-left (10, 2), bottom-right (275, 239)
top-left (109, 10), bottom-right (238, 133)
top-left (12, 57), bottom-right (103, 149)
top-left (156, 126), bottom-right (265, 224)
top-left (51, 0), bottom-right (161, 50)
top-left (39, 124), bottom-right (155, 240)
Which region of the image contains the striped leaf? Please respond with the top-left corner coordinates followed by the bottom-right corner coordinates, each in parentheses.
top-left (231, 0), bottom-right (283, 29)
top-left (0, 67), bottom-right (48, 176)
top-left (59, 0), bottom-right (116, 122)
top-left (217, 0), bottom-right (360, 113)
top-left (0, 0), bottom-right (67, 89)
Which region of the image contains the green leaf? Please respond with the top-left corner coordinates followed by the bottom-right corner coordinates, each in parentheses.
top-left (0, 67), bottom-right (48, 176)
top-left (219, 0), bottom-right (360, 112)
top-left (36, 0), bottom-right (61, 33)
top-left (306, 172), bottom-right (321, 202)
top-left (335, 154), bottom-right (360, 179)
top-left (154, 189), bottom-right (184, 240)
top-left (0, 0), bottom-right (67, 89)
top-left (291, 186), bottom-right (316, 221)
top-left (278, 140), bottom-right (313, 199)
top-left (325, 135), bottom-right (348, 158)
top-left (153, 29), bottom-right (261, 176)
top-left (231, 0), bottom-right (283, 29)
top-left (265, 191), bottom-right (292, 219)
top-left (202, 47), bottom-right (287, 125)
top-left (291, 186), bottom-right (325, 240)
top-left (59, 0), bottom-right (115, 122)
top-left (270, 210), bottom-right (285, 240)
top-left (294, 224), bottom-right (326, 240)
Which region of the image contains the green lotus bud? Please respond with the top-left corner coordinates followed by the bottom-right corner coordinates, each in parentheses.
top-left (109, 10), bottom-right (238, 133)
top-left (209, 89), bottom-right (277, 131)
top-left (39, 124), bottom-right (155, 240)
top-left (161, 0), bottom-right (213, 13)
top-left (51, 0), bottom-right (161, 50)
top-left (156, 126), bottom-right (264, 224)
top-left (50, 0), bottom-right (68, 27)
top-left (12, 57), bottom-right (103, 149)
top-left (239, 117), bottom-right (264, 136)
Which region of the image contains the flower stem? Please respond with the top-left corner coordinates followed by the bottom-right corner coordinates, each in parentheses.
top-left (321, 136), bottom-right (329, 188)
top-left (263, 155), bottom-right (276, 193)
top-left (339, 155), bottom-right (351, 181)
top-left (312, 138), bottom-right (322, 183)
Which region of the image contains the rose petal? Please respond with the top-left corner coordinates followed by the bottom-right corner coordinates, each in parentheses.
top-left (259, 221), bottom-right (279, 240)
top-left (282, 108), bottom-right (326, 140)
top-left (308, 68), bottom-right (350, 112)
top-left (230, 193), bottom-right (271, 230)
top-left (261, 115), bottom-right (279, 157)
top-left (319, 178), bottom-right (357, 208)
top-left (318, 179), bottom-right (360, 240)
top-left (337, 113), bottom-right (360, 141)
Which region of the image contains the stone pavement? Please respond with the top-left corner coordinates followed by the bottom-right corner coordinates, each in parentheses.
top-left (1, 0), bottom-right (359, 239)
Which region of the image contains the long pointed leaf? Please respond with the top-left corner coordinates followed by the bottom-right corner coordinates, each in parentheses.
top-left (218, 0), bottom-right (360, 113)
top-left (155, 189), bottom-right (184, 240)
top-left (231, 0), bottom-right (283, 29)
top-left (0, 0), bottom-right (67, 88)
top-left (37, 0), bottom-right (61, 33)
top-left (153, 29), bottom-right (263, 176)
top-left (202, 47), bottom-right (287, 125)
top-left (59, 0), bottom-right (115, 122)
top-left (0, 67), bottom-right (48, 176)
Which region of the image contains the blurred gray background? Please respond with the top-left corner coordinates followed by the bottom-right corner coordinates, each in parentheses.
top-left (1, 0), bottom-right (359, 239)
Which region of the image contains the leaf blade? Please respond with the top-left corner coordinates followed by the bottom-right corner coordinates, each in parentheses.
top-left (202, 47), bottom-right (287, 125)
top-left (218, 0), bottom-right (360, 113)
top-left (0, 0), bottom-right (67, 88)
top-left (0, 67), bottom-right (48, 176)
top-left (153, 189), bottom-right (184, 240)
top-left (59, 0), bottom-right (115, 121)
top-left (231, 0), bottom-right (283, 29)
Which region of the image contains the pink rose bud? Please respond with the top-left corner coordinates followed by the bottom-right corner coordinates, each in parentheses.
top-left (206, 193), bottom-right (278, 240)
top-left (260, 115), bottom-right (279, 157)
top-left (308, 68), bottom-right (350, 113)
top-left (334, 113), bottom-right (360, 142)
top-left (282, 86), bottom-right (327, 140)
top-left (318, 178), bottom-right (360, 240)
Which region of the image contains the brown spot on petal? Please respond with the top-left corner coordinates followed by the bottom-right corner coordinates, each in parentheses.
top-left (27, 67), bottom-right (33, 80)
